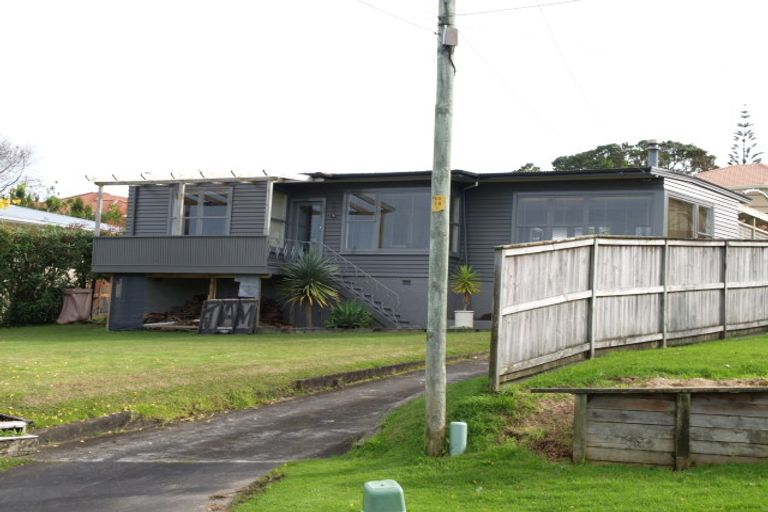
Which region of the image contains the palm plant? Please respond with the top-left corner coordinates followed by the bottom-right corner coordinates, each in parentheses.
top-left (279, 251), bottom-right (340, 328)
top-left (450, 264), bottom-right (480, 310)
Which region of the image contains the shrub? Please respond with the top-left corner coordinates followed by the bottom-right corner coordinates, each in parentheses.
top-left (279, 251), bottom-right (339, 328)
top-left (0, 225), bottom-right (94, 326)
top-left (451, 264), bottom-right (481, 310)
top-left (326, 301), bottom-right (374, 329)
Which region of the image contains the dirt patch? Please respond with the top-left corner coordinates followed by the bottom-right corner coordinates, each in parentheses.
top-left (616, 377), bottom-right (768, 388)
top-left (504, 393), bottom-right (574, 461)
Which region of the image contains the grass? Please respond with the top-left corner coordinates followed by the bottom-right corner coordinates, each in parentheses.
top-left (0, 458), bottom-right (29, 472)
top-left (0, 324), bottom-right (489, 428)
top-left (234, 335), bottom-right (768, 512)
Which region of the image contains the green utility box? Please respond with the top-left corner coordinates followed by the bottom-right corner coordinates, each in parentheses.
top-left (363, 479), bottom-right (406, 512)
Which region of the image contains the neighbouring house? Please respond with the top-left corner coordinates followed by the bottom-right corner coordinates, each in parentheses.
top-left (697, 163), bottom-right (768, 239)
top-left (61, 191), bottom-right (129, 216)
top-left (91, 158), bottom-right (748, 331)
top-left (0, 204), bottom-right (120, 232)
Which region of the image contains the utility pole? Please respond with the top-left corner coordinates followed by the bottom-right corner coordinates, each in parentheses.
top-left (426, 0), bottom-right (457, 456)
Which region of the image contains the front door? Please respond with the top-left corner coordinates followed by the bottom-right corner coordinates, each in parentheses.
top-left (292, 200), bottom-right (325, 249)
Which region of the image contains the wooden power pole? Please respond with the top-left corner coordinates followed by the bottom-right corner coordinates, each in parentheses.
top-left (426, 0), bottom-right (457, 456)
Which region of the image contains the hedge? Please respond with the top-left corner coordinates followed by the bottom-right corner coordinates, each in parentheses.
top-left (0, 225), bottom-right (94, 326)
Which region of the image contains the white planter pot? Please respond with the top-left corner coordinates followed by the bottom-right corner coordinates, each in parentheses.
top-left (454, 310), bottom-right (474, 329)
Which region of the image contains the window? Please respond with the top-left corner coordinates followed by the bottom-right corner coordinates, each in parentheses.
top-left (344, 190), bottom-right (430, 251)
top-left (269, 192), bottom-right (288, 246)
top-left (667, 197), bottom-right (713, 239)
top-left (515, 194), bottom-right (653, 243)
top-left (171, 186), bottom-right (231, 236)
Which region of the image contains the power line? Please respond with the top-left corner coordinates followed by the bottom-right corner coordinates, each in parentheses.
top-left (354, 0), bottom-right (435, 33)
top-left (457, 0), bottom-right (581, 17)
top-left (537, 5), bottom-right (601, 127)
top-left (460, 32), bottom-right (561, 137)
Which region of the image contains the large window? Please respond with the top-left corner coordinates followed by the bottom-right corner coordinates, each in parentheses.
top-left (344, 190), bottom-right (431, 251)
top-left (171, 187), bottom-right (231, 236)
top-left (515, 194), bottom-right (653, 243)
top-left (668, 197), bottom-right (713, 239)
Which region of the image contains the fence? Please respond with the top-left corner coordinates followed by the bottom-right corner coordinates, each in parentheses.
top-left (490, 236), bottom-right (768, 389)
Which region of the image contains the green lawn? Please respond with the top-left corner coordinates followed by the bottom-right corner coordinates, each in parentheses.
top-left (0, 324), bottom-right (488, 428)
top-left (235, 335), bottom-right (768, 512)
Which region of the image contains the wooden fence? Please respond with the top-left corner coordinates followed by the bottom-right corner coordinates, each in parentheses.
top-left (490, 236), bottom-right (768, 389)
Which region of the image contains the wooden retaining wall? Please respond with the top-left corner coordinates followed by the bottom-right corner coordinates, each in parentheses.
top-left (533, 388), bottom-right (768, 469)
top-left (490, 236), bottom-right (768, 388)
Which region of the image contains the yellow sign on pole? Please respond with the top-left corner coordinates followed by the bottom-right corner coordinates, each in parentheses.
top-left (432, 194), bottom-right (446, 212)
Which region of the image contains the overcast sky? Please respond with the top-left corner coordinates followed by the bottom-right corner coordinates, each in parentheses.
top-left (2, 0), bottom-right (767, 196)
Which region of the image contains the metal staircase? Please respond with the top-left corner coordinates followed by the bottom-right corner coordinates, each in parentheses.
top-left (269, 240), bottom-right (404, 328)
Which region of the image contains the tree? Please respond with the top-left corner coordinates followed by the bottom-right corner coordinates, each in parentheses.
top-left (552, 140), bottom-right (716, 175)
top-left (102, 203), bottom-right (125, 226)
top-left (7, 182), bottom-right (40, 208)
top-left (514, 162), bottom-right (542, 173)
top-left (279, 251), bottom-right (340, 328)
top-left (66, 197), bottom-right (94, 220)
top-left (728, 107), bottom-right (763, 165)
top-left (0, 138), bottom-right (32, 196)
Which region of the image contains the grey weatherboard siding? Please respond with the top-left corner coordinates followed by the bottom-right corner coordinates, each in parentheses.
top-left (125, 181), bottom-right (270, 237)
top-left (463, 179), bottom-right (667, 318)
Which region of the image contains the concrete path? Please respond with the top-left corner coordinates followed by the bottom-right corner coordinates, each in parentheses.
top-left (0, 359), bottom-right (487, 512)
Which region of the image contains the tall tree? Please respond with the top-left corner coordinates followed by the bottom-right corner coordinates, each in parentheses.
top-left (514, 162), bottom-right (542, 172)
top-left (553, 140), bottom-right (716, 175)
top-left (0, 137), bottom-right (32, 195)
top-left (728, 107), bottom-right (763, 165)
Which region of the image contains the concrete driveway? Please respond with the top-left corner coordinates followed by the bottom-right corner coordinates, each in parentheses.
top-left (0, 359), bottom-right (488, 511)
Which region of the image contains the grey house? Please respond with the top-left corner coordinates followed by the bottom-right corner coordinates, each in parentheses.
top-left (92, 167), bottom-right (747, 330)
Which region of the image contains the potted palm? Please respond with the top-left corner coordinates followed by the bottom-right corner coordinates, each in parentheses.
top-left (280, 251), bottom-right (340, 329)
top-left (451, 264), bottom-right (480, 329)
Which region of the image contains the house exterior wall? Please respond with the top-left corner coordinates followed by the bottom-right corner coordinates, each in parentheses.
top-left (130, 186), bottom-right (171, 235)
top-left (663, 179), bottom-right (742, 238)
top-left (274, 182), bottom-right (462, 327)
top-left (103, 171), bottom-right (744, 329)
top-left (463, 179), bottom-right (667, 319)
top-left (124, 181), bottom-right (269, 237)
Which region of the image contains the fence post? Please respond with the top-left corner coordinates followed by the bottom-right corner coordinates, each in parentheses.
top-left (674, 392), bottom-right (691, 471)
top-left (489, 248), bottom-right (503, 392)
top-left (661, 240), bottom-right (669, 348)
top-left (573, 393), bottom-right (587, 464)
top-left (588, 238), bottom-right (599, 358)
top-left (721, 241), bottom-right (729, 339)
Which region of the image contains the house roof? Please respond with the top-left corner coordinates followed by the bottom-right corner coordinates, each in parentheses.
top-left (61, 192), bottom-right (128, 204)
top-left (697, 163), bottom-right (768, 189)
top-left (0, 205), bottom-right (120, 232)
top-left (304, 168), bottom-right (749, 202)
